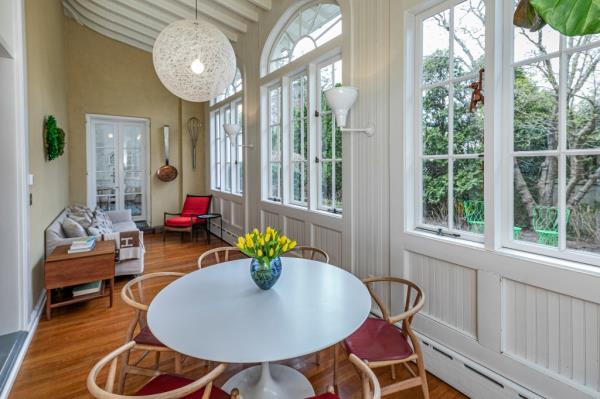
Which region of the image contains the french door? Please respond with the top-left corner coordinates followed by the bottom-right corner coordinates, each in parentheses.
top-left (86, 114), bottom-right (150, 222)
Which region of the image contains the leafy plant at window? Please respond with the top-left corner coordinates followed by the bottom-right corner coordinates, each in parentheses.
top-left (45, 115), bottom-right (65, 161)
top-left (514, 0), bottom-right (600, 36)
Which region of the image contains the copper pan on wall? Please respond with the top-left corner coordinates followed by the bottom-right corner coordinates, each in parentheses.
top-left (156, 125), bottom-right (178, 182)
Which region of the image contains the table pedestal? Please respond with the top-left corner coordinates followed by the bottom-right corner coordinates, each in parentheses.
top-left (222, 362), bottom-right (315, 399)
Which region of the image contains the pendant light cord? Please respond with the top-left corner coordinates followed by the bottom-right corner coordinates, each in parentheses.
top-left (195, 0), bottom-right (198, 20)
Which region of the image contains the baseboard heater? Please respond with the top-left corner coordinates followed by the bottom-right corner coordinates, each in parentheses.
top-left (416, 333), bottom-right (544, 399)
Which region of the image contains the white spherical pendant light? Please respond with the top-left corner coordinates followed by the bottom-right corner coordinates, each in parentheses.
top-left (153, 19), bottom-right (236, 102)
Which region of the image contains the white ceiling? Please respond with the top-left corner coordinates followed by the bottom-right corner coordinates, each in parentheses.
top-left (62, 0), bottom-right (272, 52)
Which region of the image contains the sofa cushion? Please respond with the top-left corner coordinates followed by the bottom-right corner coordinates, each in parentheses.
top-left (67, 213), bottom-right (92, 229)
top-left (62, 217), bottom-right (87, 238)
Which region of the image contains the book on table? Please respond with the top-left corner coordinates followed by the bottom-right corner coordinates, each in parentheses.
top-left (72, 280), bottom-right (102, 297)
top-left (68, 236), bottom-right (97, 253)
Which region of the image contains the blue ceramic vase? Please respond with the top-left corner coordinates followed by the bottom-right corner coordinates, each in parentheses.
top-left (250, 257), bottom-right (282, 290)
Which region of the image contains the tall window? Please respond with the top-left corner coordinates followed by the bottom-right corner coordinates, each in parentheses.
top-left (318, 59), bottom-right (343, 212)
top-left (416, 0), bottom-right (486, 239)
top-left (291, 73), bottom-right (309, 205)
top-left (210, 68), bottom-right (244, 194)
top-left (411, 0), bottom-right (600, 264)
top-left (262, 1), bottom-right (343, 215)
top-left (268, 85), bottom-right (282, 201)
top-left (268, 2), bottom-right (342, 73)
top-left (509, 4), bottom-right (600, 257)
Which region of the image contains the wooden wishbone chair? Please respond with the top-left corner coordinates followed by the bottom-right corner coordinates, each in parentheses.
top-left (197, 246), bottom-right (246, 269)
top-left (285, 245), bottom-right (330, 264)
top-left (333, 276), bottom-right (429, 399)
top-left (88, 341), bottom-right (241, 398)
top-left (119, 272), bottom-right (185, 393)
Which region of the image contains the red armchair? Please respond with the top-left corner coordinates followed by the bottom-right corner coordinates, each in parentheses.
top-left (163, 194), bottom-right (212, 242)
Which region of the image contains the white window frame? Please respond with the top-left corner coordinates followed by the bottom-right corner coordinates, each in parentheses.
top-left (260, 46), bottom-right (343, 215)
top-left (289, 70), bottom-right (310, 207)
top-left (316, 55), bottom-right (343, 213)
top-left (210, 92), bottom-right (244, 196)
top-left (406, 0), bottom-right (600, 267)
top-left (267, 83), bottom-right (283, 202)
top-left (412, 0), bottom-right (488, 243)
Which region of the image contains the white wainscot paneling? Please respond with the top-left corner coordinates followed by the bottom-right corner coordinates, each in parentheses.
top-left (283, 216), bottom-right (305, 246)
top-left (261, 209), bottom-right (280, 230)
top-left (503, 279), bottom-right (600, 393)
top-left (405, 251), bottom-right (477, 338)
top-left (312, 224), bottom-right (342, 267)
top-left (232, 201), bottom-right (244, 230)
top-left (221, 198), bottom-right (232, 224)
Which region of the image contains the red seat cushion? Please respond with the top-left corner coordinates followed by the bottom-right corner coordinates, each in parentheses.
top-left (307, 393), bottom-right (339, 399)
top-left (344, 318), bottom-right (413, 362)
top-left (136, 374), bottom-right (230, 398)
top-left (133, 327), bottom-right (165, 347)
top-left (181, 195), bottom-right (211, 217)
top-left (165, 216), bottom-right (202, 227)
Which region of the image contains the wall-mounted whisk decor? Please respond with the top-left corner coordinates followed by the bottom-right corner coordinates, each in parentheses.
top-left (187, 117), bottom-right (201, 169)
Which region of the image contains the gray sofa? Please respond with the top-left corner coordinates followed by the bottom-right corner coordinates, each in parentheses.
top-left (45, 208), bottom-right (144, 276)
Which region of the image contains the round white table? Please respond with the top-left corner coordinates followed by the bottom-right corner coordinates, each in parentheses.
top-left (147, 257), bottom-right (371, 399)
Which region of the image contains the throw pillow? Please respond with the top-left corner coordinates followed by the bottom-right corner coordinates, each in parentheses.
top-left (62, 217), bottom-right (87, 238)
top-left (67, 213), bottom-right (92, 229)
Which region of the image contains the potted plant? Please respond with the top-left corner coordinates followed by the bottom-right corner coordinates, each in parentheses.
top-left (236, 227), bottom-right (297, 290)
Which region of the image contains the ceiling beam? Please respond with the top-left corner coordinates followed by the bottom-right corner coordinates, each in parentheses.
top-left (246, 0), bottom-right (271, 11)
top-left (91, 0), bottom-right (165, 33)
top-left (66, 0), bottom-right (155, 47)
top-left (142, 0), bottom-right (240, 41)
top-left (77, 0), bottom-right (160, 39)
top-left (213, 0), bottom-right (259, 22)
top-left (172, 0), bottom-right (247, 33)
top-left (63, 1), bottom-right (153, 52)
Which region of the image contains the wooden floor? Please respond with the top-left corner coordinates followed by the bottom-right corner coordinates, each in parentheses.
top-left (10, 233), bottom-right (467, 399)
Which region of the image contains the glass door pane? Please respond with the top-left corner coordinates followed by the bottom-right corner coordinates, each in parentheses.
top-left (95, 122), bottom-right (118, 211)
top-left (121, 123), bottom-right (145, 218)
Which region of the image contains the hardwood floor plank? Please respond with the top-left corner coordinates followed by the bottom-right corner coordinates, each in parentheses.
top-left (10, 234), bottom-right (467, 398)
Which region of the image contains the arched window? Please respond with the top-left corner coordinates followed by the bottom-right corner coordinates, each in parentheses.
top-left (209, 67), bottom-right (244, 194)
top-left (268, 2), bottom-right (341, 73)
top-left (261, 1), bottom-right (343, 215)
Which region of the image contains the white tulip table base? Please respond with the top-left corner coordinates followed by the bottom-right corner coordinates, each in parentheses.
top-left (222, 362), bottom-right (315, 399)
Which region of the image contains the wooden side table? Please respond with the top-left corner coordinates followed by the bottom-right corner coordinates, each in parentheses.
top-left (44, 240), bottom-right (116, 320)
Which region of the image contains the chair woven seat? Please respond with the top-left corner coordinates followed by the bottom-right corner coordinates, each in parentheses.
top-left (344, 318), bottom-right (413, 362)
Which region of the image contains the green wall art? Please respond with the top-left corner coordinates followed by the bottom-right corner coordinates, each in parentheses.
top-left (45, 115), bottom-right (65, 161)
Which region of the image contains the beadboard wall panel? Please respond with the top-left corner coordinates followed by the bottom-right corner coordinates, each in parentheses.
top-left (404, 251), bottom-right (477, 338)
top-left (312, 224), bottom-right (343, 266)
top-left (283, 216), bottom-right (306, 246)
top-left (503, 279), bottom-right (600, 392)
top-left (210, 193), bottom-right (244, 241)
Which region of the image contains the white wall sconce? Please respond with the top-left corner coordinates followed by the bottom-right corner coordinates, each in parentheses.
top-left (324, 86), bottom-right (374, 137)
top-left (223, 123), bottom-right (254, 148)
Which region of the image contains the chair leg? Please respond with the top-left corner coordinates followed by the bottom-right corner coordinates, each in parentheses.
top-left (332, 344), bottom-right (338, 390)
top-left (391, 364), bottom-right (396, 380)
top-left (154, 351), bottom-right (161, 370)
top-left (174, 353), bottom-right (182, 374)
top-left (117, 349), bottom-right (132, 394)
top-left (162, 228), bottom-right (166, 242)
top-left (316, 351), bottom-right (321, 366)
top-left (417, 358), bottom-right (430, 399)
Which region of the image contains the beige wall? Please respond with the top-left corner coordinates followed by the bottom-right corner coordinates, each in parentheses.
top-left (64, 18), bottom-right (206, 225)
top-left (25, 0), bottom-right (70, 310)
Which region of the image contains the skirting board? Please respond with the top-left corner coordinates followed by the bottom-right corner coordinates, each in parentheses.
top-left (0, 291), bottom-right (45, 399)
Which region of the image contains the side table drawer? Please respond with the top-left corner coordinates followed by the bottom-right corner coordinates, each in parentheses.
top-left (45, 253), bottom-right (115, 289)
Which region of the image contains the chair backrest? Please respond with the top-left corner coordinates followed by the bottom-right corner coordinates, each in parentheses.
top-left (362, 276), bottom-right (424, 339)
top-left (348, 353), bottom-right (382, 399)
top-left (87, 341), bottom-right (228, 398)
top-left (181, 194), bottom-right (212, 217)
top-left (285, 246), bottom-right (330, 263)
top-left (197, 246), bottom-right (246, 269)
top-left (121, 272), bottom-right (184, 331)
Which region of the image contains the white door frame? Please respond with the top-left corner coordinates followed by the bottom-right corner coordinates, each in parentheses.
top-left (86, 114), bottom-right (151, 222)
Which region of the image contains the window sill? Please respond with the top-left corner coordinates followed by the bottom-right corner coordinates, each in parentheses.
top-left (260, 200), bottom-right (344, 221)
top-left (405, 229), bottom-right (600, 277)
top-left (210, 190), bottom-right (244, 202)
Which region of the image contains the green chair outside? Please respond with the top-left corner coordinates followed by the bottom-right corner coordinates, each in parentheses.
top-left (463, 200), bottom-right (522, 239)
top-left (532, 206), bottom-right (571, 247)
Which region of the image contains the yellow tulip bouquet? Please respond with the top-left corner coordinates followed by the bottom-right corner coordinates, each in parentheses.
top-left (237, 227), bottom-right (297, 289)
top-left (237, 227), bottom-right (297, 262)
